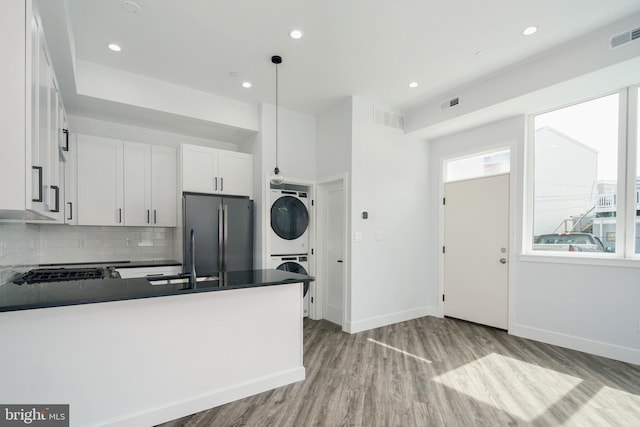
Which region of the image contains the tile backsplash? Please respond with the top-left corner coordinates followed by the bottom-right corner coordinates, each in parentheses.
top-left (0, 223), bottom-right (177, 284)
top-left (0, 223), bottom-right (39, 284)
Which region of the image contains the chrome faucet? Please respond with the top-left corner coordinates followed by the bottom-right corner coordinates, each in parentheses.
top-left (190, 229), bottom-right (196, 289)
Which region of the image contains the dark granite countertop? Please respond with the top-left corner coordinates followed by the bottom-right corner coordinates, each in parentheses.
top-left (38, 260), bottom-right (182, 269)
top-left (0, 269), bottom-right (313, 313)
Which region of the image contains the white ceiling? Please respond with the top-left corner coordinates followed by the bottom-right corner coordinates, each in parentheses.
top-left (46, 0), bottom-right (640, 136)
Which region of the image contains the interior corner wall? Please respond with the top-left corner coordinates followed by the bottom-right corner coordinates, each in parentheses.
top-left (430, 115), bottom-right (640, 365)
top-left (347, 96), bottom-right (433, 333)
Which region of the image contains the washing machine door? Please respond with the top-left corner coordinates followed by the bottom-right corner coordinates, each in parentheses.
top-left (277, 261), bottom-right (309, 296)
top-left (271, 196), bottom-right (309, 240)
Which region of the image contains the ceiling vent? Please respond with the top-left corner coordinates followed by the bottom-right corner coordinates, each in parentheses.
top-left (373, 108), bottom-right (404, 130)
top-left (610, 26), bottom-right (640, 49)
top-left (441, 97), bottom-right (460, 110)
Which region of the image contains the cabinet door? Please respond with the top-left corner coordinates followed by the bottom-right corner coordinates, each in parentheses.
top-left (34, 29), bottom-right (51, 212)
top-left (151, 145), bottom-right (177, 227)
top-left (123, 142), bottom-right (152, 226)
top-left (77, 135), bottom-right (124, 226)
top-left (182, 144), bottom-right (218, 193)
top-left (219, 151), bottom-right (253, 197)
top-left (64, 133), bottom-right (77, 225)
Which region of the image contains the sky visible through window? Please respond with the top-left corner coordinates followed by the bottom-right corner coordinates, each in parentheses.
top-left (535, 93), bottom-right (619, 181)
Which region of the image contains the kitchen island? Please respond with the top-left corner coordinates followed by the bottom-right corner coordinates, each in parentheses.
top-left (0, 270), bottom-right (310, 426)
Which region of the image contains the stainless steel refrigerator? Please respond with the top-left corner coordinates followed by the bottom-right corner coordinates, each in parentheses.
top-left (183, 193), bottom-right (253, 275)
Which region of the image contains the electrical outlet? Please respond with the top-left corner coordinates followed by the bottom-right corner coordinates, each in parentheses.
top-left (355, 232), bottom-right (362, 242)
top-left (78, 240), bottom-right (87, 248)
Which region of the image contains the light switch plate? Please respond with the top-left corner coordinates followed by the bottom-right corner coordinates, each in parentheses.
top-left (355, 232), bottom-right (362, 242)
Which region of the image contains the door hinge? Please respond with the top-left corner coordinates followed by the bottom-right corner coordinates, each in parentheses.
top-left (443, 197), bottom-right (446, 205)
top-left (442, 294), bottom-right (445, 302)
top-left (442, 246), bottom-right (445, 254)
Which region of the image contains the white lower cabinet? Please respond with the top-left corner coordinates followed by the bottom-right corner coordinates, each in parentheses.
top-left (116, 266), bottom-right (182, 279)
top-left (76, 134), bottom-right (177, 227)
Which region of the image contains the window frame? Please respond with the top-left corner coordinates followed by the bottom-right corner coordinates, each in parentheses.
top-left (522, 87), bottom-right (640, 264)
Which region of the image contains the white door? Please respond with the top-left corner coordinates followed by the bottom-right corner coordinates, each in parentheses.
top-left (444, 174), bottom-right (509, 329)
top-left (323, 181), bottom-right (345, 325)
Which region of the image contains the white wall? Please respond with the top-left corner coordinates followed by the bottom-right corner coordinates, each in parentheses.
top-left (429, 116), bottom-right (640, 365)
top-left (260, 103), bottom-right (316, 183)
top-left (347, 96), bottom-right (434, 332)
top-left (68, 115), bottom-right (239, 151)
top-left (316, 98), bottom-right (352, 182)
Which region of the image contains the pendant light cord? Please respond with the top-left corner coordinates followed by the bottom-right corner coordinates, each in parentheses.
top-left (275, 62), bottom-right (279, 170)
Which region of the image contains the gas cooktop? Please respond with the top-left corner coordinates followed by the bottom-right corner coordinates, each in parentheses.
top-left (12, 267), bottom-right (118, 285)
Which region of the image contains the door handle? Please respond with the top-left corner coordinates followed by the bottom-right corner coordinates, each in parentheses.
top-left (500, 258), bottom-right (507, 264)
top-left (62, 129), bottom-right (69, 151)
top-left (214, 177), bottom-right (218, 191)
top-left (66, 202), bottom-right (72, 221)
top-left (118, 208), bottom-right (122, 224)
top-left (50, 186), bottom-right (60, 213)
top-left (154, 209), bottom-right (157, 224)
top-left (337, 260), bottom-right (343, 263)
top-left (32, 166), bottom-right (43, 202)
top-left (147, 209), bottom-right (150, 224)
top-left (221, 177), bottom-right (224, 192)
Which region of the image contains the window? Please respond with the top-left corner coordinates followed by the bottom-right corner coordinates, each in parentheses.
top-left (445, 149), bottom-right (510, 183)
top-left (528, 86), bottom-right (640, 259)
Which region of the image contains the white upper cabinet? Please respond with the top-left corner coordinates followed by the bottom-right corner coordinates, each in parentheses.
top-left (0, 1), bottom-right (64, 220)
top-left (123, 142), bottom-right (152, 226)
top-left (77, 135), bottom-right (124, 226)
top-left (182, 144), bottom-right (253, 198)
top-left (76, 134), bottom-right (177, 227)
top-left (124, 142), bottom-right (177, 227)
top-left (218, 151), bottom-right (253, 198)
top-left (151, 146), bottom-right (177, 227)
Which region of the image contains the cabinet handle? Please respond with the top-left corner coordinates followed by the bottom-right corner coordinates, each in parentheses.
top-left (215, 177), bottom-right (218, 191)
top-left (118, 208), bottom-right (122, 224)
top-left (67, 202), bottom-right (73, 221)
top-left (32, 166), bottom-right (43, 202)
top-left (62, 129), bottom-right (69, 151)
top-left (50, 186), bottom-right (60, 213)
top-left (221, 177), bottom-right (224, 192)
top-left (154, 209), bottom-right (157, 224)
top-left (147, 209), bottom-right (150, 224)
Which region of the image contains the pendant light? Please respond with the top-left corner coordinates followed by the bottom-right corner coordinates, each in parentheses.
top-left (270, 55), bottom-right (285, 185)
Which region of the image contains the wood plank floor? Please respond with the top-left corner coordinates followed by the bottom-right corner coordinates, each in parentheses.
top-left (157, 316), bottom-right (640, 426)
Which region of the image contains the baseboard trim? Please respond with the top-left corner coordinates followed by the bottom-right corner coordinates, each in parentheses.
top-left (104, 367), bottom-right (306, 427)
top-left (511, 324), bottom-right (640, 366)
top-left (345, 305), bottom-right (439, 334)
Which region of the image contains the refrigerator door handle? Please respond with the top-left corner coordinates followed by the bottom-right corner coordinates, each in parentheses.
top-left (218, 204), bottom-right (224, 272)
top-left (223, 204), bottom-right (229, 271)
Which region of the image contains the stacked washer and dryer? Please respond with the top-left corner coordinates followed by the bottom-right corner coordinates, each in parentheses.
top-left (269, 183), bottom-right (311, 317)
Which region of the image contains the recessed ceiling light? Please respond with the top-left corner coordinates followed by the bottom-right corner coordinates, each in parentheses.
top-left (121, 0), bottom-right (141, 14)
top-left (242, 81), bottom-right (252, 88)
top-left (522, 26), bottom-right (538, 36)
top-left (408, 82), bottom-right (419, 88)
top-left (108, 43), bottom-right (122, 52)
top-left (289, 29), bottom-right (303, 40)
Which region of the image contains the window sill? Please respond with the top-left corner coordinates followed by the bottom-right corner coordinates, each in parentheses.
top-left (519, 252), bottom-right (640, 268)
